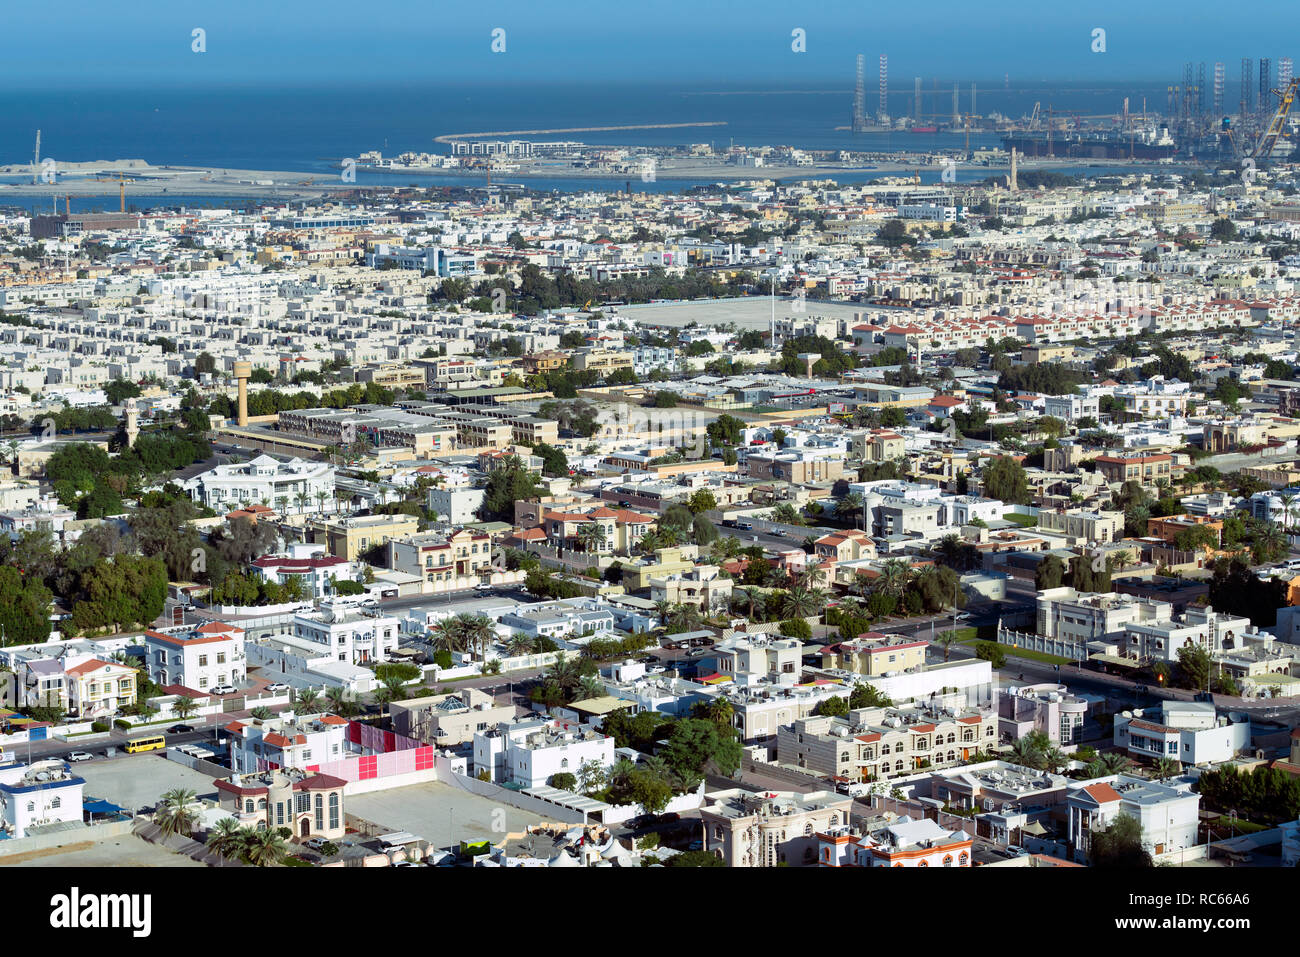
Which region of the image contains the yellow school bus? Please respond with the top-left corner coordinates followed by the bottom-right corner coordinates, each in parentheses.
top-left (124, 734), bottom-right (166, 754)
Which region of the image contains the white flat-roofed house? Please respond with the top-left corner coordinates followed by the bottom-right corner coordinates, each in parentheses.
top-left (1113, 701), bottom-right (1250, 766)
top-left (472, 717), bottom-right (615, 788)
top-left (1066, 775), bottom-right (1199, 862)
top-left (182, 454), bottom-right (335, 515)
top-left (249, 553), bottom-right (360, 600)
top-left (225, 712), bottom-right (351, 774)
top-left (0, 760), bottom-right (85, 838)
top-left (291, 604), bottom-right (400, 665)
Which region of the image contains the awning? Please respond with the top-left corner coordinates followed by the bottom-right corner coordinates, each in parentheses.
top-left (1021, 821), bottom-right (1048, 836)
top-left (1088, 653), bottom-right (1142, 669)
top-left (83, 799), bottom-right (123, 815)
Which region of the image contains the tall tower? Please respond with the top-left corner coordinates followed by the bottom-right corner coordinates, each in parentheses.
top-left (952, 83), bottom-right (960, 125)
top-left (1008, 148), bottom-right (1018, 192)
top-left (853, 54), bottom-right (866, 131)
top-left (1260, 57), bottom-right (1273, 116)
top-left (1213, 62), bottom-right (1225, 116)
top-left (1241, 58), bottom-right (1254, 119)
top-left (1282, 57), bottom-right (1294, 93)
top-left (123, 398), bottom-right (140, 449)
top-left (878, 55), bottom-right (888, 120)
top-left (1198, 62), bottom-right (1207, 119)
top-left (233, 361), bottom-right (252, 427)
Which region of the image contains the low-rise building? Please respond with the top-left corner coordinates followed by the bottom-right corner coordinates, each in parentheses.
top-left (389, 688), bottom-right (516, 746)
top-left (1065, 775), bottom-right (1199, 862)
top-left (472, 717), bottom-right (615, 787)
top-left (0, 759), bottom-right (85, 839)
top-left (226, 711), bottom-right (351, 773)
top-left (214, 767), bottom-right (347, 841)
top-left (817, 816), bottom-right (973, 867)
top-left (700, 788), bottom-right (854, 867)
top-left (1113, 701), bottom-right (1250, 766)
top-left (144, 621), bottom-right (246, 693)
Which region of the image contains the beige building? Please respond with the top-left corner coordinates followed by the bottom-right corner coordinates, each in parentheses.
top-left (817, 632), bottom-right (928, 676)
top-left (814, 528), bottom-right (877, 564)
top-left (649, 565), bottom-right (733, 612)
top-left (620, 546), bottom-right (699, 592)
top-left (849, 429), bottom-right (906, 464)
top-left (389, 688), bottom-right (516, 746)
top-left (700, 788), bottom-right (854, 867)
top-left (572, 349), bottom-right (634, 375)
top-left (777, 703), bottom-right (997, 782)
top-left (310, 513), bottom-right (422, 561)
top-left (746, 452), bottom-right (845, 485)
top-left (1036, 507), bottom-right (1124, 544)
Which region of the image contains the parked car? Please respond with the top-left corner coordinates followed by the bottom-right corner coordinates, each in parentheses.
top-left (65, 751), bottom-right (95, 762)
top-left (166, 724), bottom-right (194, 734)
top-left (265, 682), bottom-right (290, 693)
top-left (304, 837), bottom-right (331, 851)
top-left (474, 583), bottom-right (493, 591)
top-left (210, 685), bottom-right (238, 696)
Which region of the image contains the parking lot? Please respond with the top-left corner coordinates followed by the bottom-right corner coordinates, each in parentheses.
top-left (347, 781), bottom-right (552, 849)
top-left (71, 754), bottom-right (220, 814)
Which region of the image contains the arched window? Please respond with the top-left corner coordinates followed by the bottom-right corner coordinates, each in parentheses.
top-left (560, 758), bottom-right (569, 769)
top-left (244, 799), bottom-right (254, 812)
top-left (947, 732), bottom-right (956, 744)
top-left (959, 852), bottom-right (969, 865)
top-left (329, 792), bottom-right (340, 830)
top-left (257, 798), bottom-right (267, 810)
top-left (948, 751), bottom-right (956, 763)
top-left (51, 796), bottom-right (61, 809)
top-left (841, 752), bottom-right (850, 763)
top-left (881, 744), bottom-right (890, 755)
top-left (805, 823), bottom-right (814, 836)
top-left (918, 860), bottom-right (928, 867)
top-left (829, 814), bottom-right (839, 827)
top-left (895, 759), bottom-right (904, 772)
top-left (943, 855), bottom-right (953, 867)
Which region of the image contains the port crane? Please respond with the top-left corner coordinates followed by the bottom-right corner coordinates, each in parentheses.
top-left (1253, 78), bottom-right (1300, 162)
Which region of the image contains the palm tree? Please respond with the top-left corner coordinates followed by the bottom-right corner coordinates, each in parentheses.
top-left (575, 522), bottom-right (608, 555)
top-left (1280, 492), bottom-right (1295, 532)
top-left (250, 706), bottom-right (272, 720)
top-left (835, 492), bottom-right (864, 527)
top-left (292, 688), bottom-right (320, 715)
top-left (454, 613), bottom-right (496, 661)
top-left (882, 559), bottom-right (914, 597)
top-left (1152, 757), bottom-right (1180, 780)
top-left (653, 599), bottom-right (674, 628)
top-left (1110, 549), bottom-right (1134, 573)
top-left (295, 491), bottom-right (310, 515)
top-left (377, 674), bottom-right (409, 704)
top-left (240, 827), bottom-right (289, 867)
top-left (1255, 520), bottom-right (1287, 561)
top-left (544, 655), bottom-right (584, 698)
top-left (1097, 752), bottom-right (1132, 775)
top-left (731, 586), bottom-right (762, 620)
top-left (667, 603), bottom-right (703, 633)
top-left (154, 788), bottom-right (199, 840)
top-left (275, 495), bottom-right (289, 515)
top-left (575, 675), bottom-right (605, 701)
top-left (173, 695), bottom-right (199, 720)
top-left (782, 585), bottom-right (826, 620)
top-left (205, 817), bottom-right (245, 861)
top-left (429, 618), bottom-right (466, 655)
top-left (315, 489), bottom-right (329, 515)
top-left (935, 630), bottom-right (958, 662)
top-left (506, 634), bottom-right (535, 657)
top-left (697, 696), bottom-right (734, 731)
top-left (1043, 748), bottom-right (1069, 773)
top-left (324, 685), bottom-right (358, 717)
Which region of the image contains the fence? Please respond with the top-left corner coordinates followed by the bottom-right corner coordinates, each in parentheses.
top-left (436, 769), bottom-right (589, 824)
top-left (0, 818), bottom-right (134, 861)
top-left (997, 627), bottom-right (1087, 662)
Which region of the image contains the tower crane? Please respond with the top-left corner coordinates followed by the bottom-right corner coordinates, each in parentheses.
top-left (1253, 78), bottom-right (1300, 162)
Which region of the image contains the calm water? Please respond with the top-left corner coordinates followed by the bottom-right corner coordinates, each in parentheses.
top-left (0, 79), bottom-right (1214, 210)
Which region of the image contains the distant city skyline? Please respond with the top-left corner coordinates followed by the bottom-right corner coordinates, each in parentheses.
top-left (0, 0), bottom-right (1296, 87)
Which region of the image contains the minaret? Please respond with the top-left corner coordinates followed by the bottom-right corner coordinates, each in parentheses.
top-left (124, 398), bottom-right (140, 448)
top-left (233, 361), bottom-right (252, 427)
top-left (1008, 148), bottom-right (1019, 192)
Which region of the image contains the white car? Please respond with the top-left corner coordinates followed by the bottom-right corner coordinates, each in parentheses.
top-left (475, 583), bottom-right (493, 591)
top-left (65, 751), bottom-right (95, 762)
top-left (265, 682), bottom-right (290, 693)
top-left (210, 684), bottom-right (238, 696)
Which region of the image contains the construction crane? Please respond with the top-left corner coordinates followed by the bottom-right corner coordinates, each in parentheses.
top-left (1253, 78), bottom-right (1300, 161)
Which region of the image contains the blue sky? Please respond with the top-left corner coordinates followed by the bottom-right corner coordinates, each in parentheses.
top-left (0, 0), bottom-right (1296, 87)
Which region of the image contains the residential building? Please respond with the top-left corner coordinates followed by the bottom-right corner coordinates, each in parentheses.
top-left (997, 684), bottom-right (1089, 746)
top-left (290, 604), bottom-right (400, 665)
top-left (816, 632), bottom-right (927, 677)
top-left (144, 621), bottom-right (247, 693)
top-left (649, 565), bottom-right (733, 613)
top-left (1113, 701), bottom-right (1250, 766)
top-left (472, 717), bottom-right (615, 787)
top-left (817, 816), bottom-right (973, 867)
top-left (700, 788), bottom-right (854, 867)
top-left (249, 553), bottom-right (360, 600)
top-left (214, 767), bottom-right (347, 841)
top-left (0, 760), bottom-right (85, 839)
top-left (182, 454), bottom-right (335, 514)
top-left (310, 513), bottom-right (422, 562)
top-left (388, 527), bottom-right (494, 591)
top-left (226, 711), bottom-right (351, 773)
top-left (1065, 775), bottom-right (1199, 862)
top-left (389, 688), bottom-right (516, 746)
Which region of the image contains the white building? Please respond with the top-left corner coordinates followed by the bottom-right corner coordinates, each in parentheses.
top-left (1066, 775), bottom-right (1200, 862)
top-left (426, 486), bottom-right (486, 525)
top-left (1043, 393), bottom-right (1101, 423)
top-left (226, 711), bottom-right (352, 774)
top-left (1113, 701), bottom-right (1250, 766)
top-left (0, 760), bottom-right (85, 839)
top-left (144, 621), bottom-right (246, 692)
top-left (249, 553), bottom-right (360, 600)
top-left (290, 604), bottom-right (400, 666)
top-left (471, 717), bottom-right (615, 788)
top-left (182, 454), bottom-right (335, 514)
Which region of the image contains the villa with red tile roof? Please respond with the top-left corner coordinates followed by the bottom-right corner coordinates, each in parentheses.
top-left (143, 621), bottom-right (245, 694)
top-left (214, 767), bottom-right (348, 841)
top-left (228, 711), bottom-right (350, 774)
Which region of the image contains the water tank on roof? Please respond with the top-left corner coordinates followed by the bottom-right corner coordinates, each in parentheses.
top-left (1121, 711), bottom-right (1133, 719)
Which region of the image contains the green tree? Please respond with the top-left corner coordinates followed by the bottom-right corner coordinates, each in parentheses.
top-left (478, 455), bottom-right (545, 522)
top-left (1035, 554), bottom-right (1066, 590)
top-left (154, 788), bottom-right (199, 840)
top-left (975, 641), bottom-right (1007, 669)
top-left (1089, 813), bottom-right (1153, 868)
top-left (982, 456), bottom-right (1030, 505)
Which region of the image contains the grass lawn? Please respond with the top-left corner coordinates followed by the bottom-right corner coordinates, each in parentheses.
top-left (1001, 512), bottom-right (1038, 528)
top-left (1219, 817), bottom-right (1268, 835)
top-left (1002, 647), bottom-right (1072, 666)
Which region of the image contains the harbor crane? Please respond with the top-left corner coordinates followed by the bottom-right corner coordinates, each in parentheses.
top-left (1253, 78), bottom-right (1300, 162)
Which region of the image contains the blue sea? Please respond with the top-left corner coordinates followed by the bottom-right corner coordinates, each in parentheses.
top-left (0, 79), bottom-right (1221, 211)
